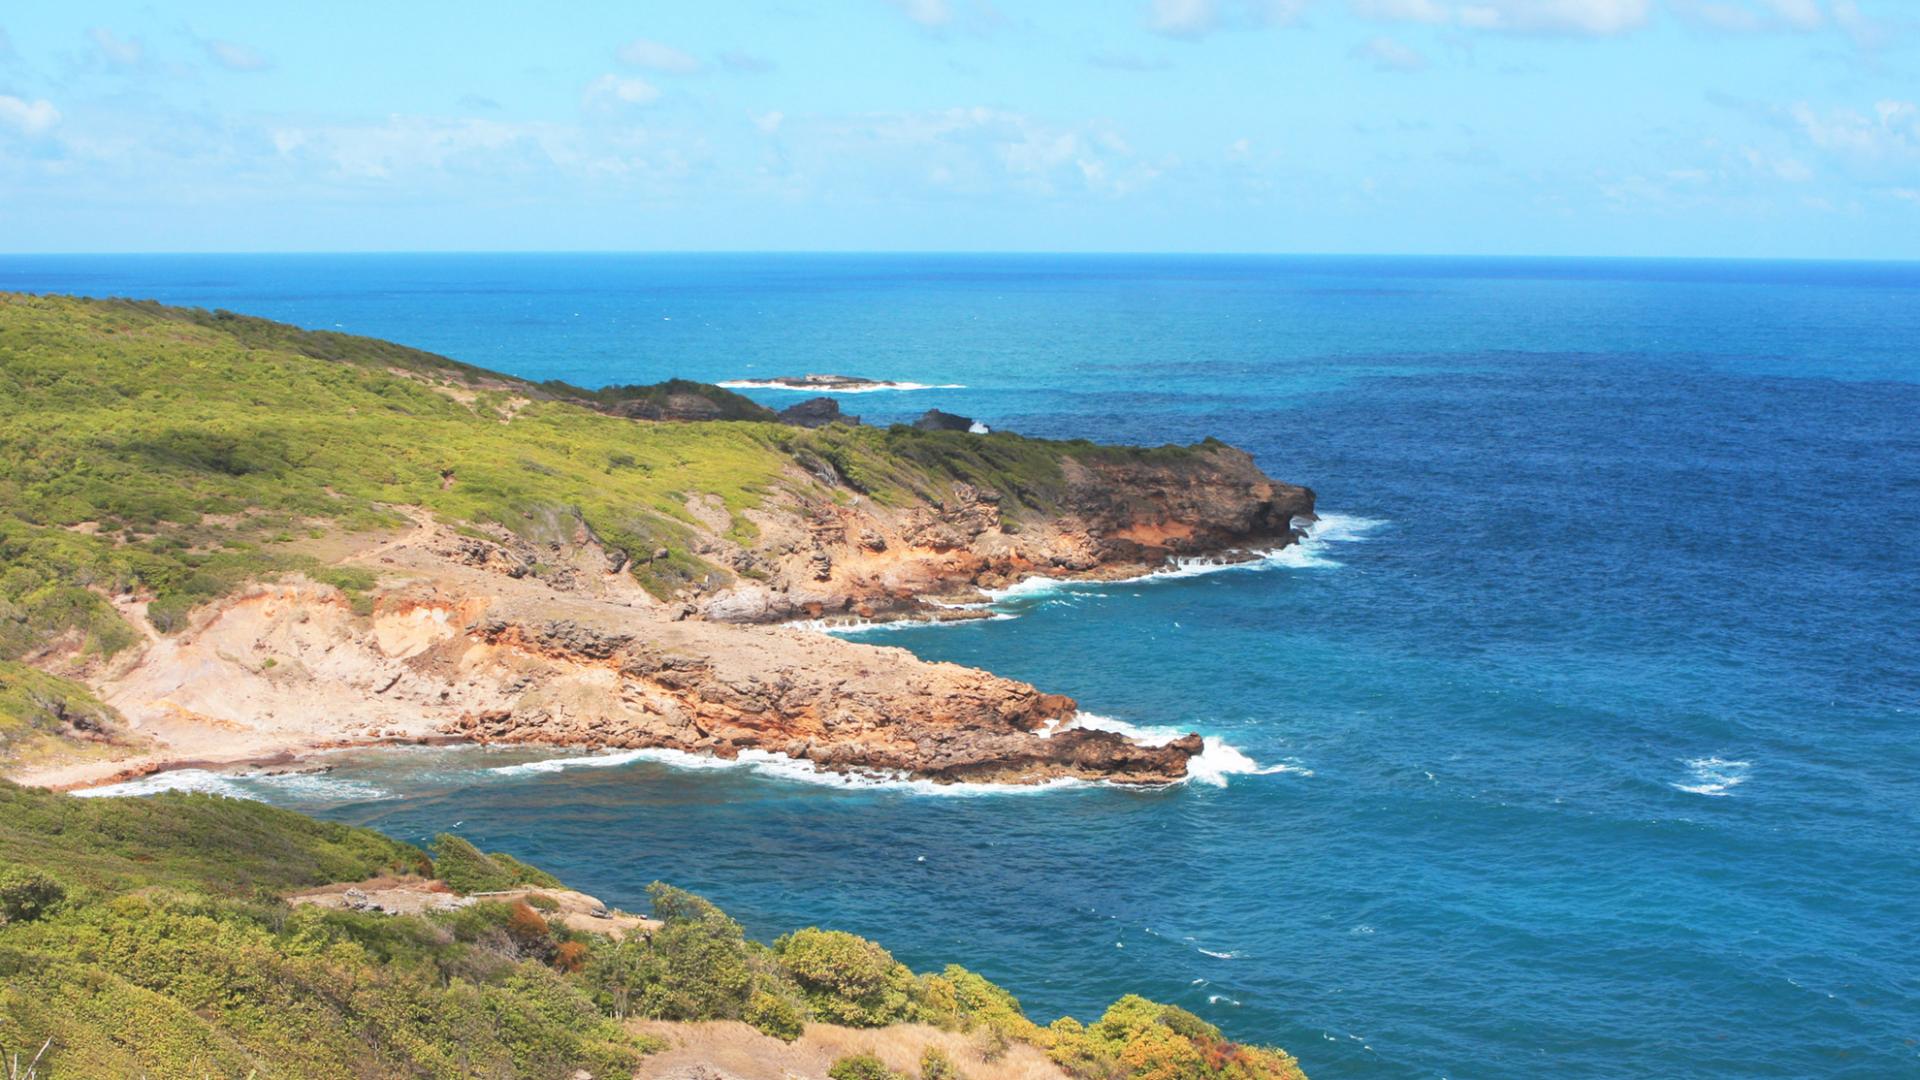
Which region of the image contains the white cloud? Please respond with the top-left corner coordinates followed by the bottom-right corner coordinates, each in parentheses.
top-left (1149, 0), bottom-right (1220, 36)
top-left (887, 0), bottom-right (955, 28)
top-left (1350, 0), bottom-right (1452, 21)
top-left (1147, 0), bottom-right (1311, 38)
top-left (582, 73), bottom-right (662, 111)
top-left (1789, 99), bottom-right (1919, 159)
top-left (205, 39), bottom-right (271, 72)
top-left (1767, 0), bottom-right (1825, 28)
top-left (88, 27), bottom-right (143, 66)
top-left (1352, 0), bottom-right (1652, 35)
top-left (1888, 187), bottom-right (1920, 204)
top-left (616, 38), bottom-right (702, 74)
top-left (752, 110), bottom-right (785, 134)
top-left (1457, 0), bottom-right (1650, 34)
top-left (1351, 34), bottom-right (1429, 69)
top-left (1671, 0), bottom-right (1826, 32)
top-left (796, 106), bottom-right (1161, 198)
top-left (0, 95), bottom-right (60, 136)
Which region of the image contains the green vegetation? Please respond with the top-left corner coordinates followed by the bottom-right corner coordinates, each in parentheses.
top-left (0, 292), bottom-right (1219, 690)
top-left (429, 833), bottom-right (564, 893)
top-left (0, 660), bottom-right (142, 767)
top-left (0, 781), bottom-right (645, 1076)
top-left (919, 1045), bottom-right (962, 1080)
top-left (831, 1053), bottom-right (907, 1080)
top-left (0, 779), bottom-right (1305, 1078)
top-left (548, 377), bottom-right (779, 421)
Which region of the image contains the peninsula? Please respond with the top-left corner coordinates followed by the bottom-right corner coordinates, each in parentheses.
top-left (0, 294), bottom-right (1314, 794)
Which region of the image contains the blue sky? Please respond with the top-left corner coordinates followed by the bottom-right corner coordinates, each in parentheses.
top-left (1, 1), bottom-right (1916, 256)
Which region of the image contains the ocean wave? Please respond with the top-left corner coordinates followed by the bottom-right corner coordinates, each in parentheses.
top-left (788, 613), bottom-right (1016, 635)
top-left (72, 768), bottom-right (392, 803)
top-left (1067, 713), bottom-right (1314, 787)
top-left (794, 512), bottom-right (1387, 641)
top-left (488, 745), bottom-right (1088, 797)
top-left (717, 379), bottom-right (965, 393)
top-left (1672, 756), bottom-right (1752, 797)
top-left (71, 768), bottom-right (251, 799)
top-left (250, 772), bottom-right (393, 802)
top-left (983, 512), bottom-right (1389, 601)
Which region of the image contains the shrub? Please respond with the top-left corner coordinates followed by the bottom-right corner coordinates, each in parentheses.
top-left (775, 927), bottom-right (913, 1027)
top-left (828, 1053), bottom-right (903, 1080)
top-left (920, 1045), bottom-right (962, 1080)
top-left (744, 988), bottom-right (806, 1042)
top-left (506, 900), bottom-right (552, 954)
top-left (629, 883), bottom-right (753, 1020)
top-left (554, 940), bottom-right (589, 974)
top-left (0, 868), bottom-right (63, 923)
top-left (928, 964), bottom-right (1038, 1041)
top-left (429, 833), bottom-right (560, 893)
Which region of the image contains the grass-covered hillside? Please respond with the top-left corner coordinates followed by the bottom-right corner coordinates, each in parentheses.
top-left (0, 781), bottom-right (1307, 1079)
top-left (0, 293), bottom-right (1214, 670)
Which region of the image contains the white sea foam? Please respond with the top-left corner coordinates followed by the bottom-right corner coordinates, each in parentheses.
top-left (1198, 948), bottom-right (1240, 960)
top-left (71, 768), bottom-right (251, 799)
top-left (72, 767), bottom-right (392, 802)
top-left (1067, 712), bottom-right (1313, 787)
top-left (980, 512), bottom-right (1387, 603)
top-left (790, 612), bottom-right (1017, 635)
top-left (489, 745), bottom-right (1088, 797)
top-left (717, 379), bottom-right (966, 393)
top-left (250, 772), bottom-right (393, 802)
top-left (1672, 756), bottom-right (1752, 797)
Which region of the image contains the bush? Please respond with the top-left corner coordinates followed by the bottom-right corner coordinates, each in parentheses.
top-left (828, 1053), bottom-right (904, 1080)
top-left (920, 1045), bottom-right (962, 1080)
top-left (629, 883), bottom-right (753, 1020)
top-left (0, 868), bottom-right (63, 923)
top-left (744, 988), bottom-right (805, 1042)
top-left (506, 900), bottom-right (553, 958)
top-left (554, 940), bottom-right (589, 974)
top-left (429, 833), bottom-right (561, 893)
top-left (775, 927), bottom-right (913, 1027)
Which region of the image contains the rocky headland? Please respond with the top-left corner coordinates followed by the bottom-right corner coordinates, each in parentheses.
top-left (0, 294), bottom-right (1314, 792)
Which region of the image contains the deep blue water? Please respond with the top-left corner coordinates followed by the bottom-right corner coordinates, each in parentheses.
top-left (15, 254), bottom-right (1919, 1079)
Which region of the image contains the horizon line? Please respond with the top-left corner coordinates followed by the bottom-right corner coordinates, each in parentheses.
top-left (4, 249), bottom-right (1920, 265)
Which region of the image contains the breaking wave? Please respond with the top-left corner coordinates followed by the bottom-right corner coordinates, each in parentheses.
top-left (717, 379), bottom-right (965, 393)
top-left (1065, 713), bottom-right (1313, 788)
top-left (488, 745), bottom-right (1087, 797)
top-left (1672, 756), bottom-right (1752, 797)
top-left (71, 768), bottom-right (391, 803)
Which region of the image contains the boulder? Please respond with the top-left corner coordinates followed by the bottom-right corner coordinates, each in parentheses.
top-left (912, 409), bottom-right (986, 433)
top-left (777, 397), bottom-right (858, 428)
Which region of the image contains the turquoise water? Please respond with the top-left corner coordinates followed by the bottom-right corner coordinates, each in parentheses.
top-left (15, 254), bottom-right (1919, 1078)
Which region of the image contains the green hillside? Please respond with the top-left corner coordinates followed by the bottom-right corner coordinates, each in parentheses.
top-left (0, 293), bottom-right (1211, 665)
top-left (0, 781), bottom-right (1307, 1079)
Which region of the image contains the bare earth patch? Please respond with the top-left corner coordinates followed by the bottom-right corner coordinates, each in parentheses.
top-left (632, 1019), bottom-right (1067, 1080)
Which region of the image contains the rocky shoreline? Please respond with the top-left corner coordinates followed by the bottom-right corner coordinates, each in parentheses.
top-left (20, 447), bottom-right (1312, 793)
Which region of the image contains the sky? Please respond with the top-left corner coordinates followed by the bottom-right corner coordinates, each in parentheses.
top-left (1, 1), bottom-right (1916, 257)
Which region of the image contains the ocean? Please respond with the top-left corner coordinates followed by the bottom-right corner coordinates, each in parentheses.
top-left (11, 253), bottom-right (1917, 1079)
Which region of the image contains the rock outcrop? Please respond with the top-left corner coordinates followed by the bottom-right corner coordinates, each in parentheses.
top-left (912, 409), bottom-right (982, 433)
top-left (693, 442), bottom-right (1315, 626)
top-left (777, 397), bottom-right (858, 428)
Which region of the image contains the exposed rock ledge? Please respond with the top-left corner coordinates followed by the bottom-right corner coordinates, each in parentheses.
top-left (690, 442), bottom-right (1316, 627)
top-left (20, 444), bottom-right (1310, 792)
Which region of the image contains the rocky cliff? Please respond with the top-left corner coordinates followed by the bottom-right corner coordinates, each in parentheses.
top-left (0, 294), bottom-right (1315, 791)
